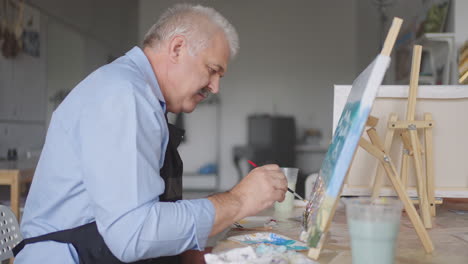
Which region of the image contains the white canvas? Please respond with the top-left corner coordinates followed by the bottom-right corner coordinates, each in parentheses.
top-left (334, 85), bottom-right (468, 198)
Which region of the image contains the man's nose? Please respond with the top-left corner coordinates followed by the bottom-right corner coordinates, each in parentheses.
top-left (210, 76), bottom-right (220, 94)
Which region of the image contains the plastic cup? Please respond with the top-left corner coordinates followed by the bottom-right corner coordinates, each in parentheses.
top-left (345, 197), bottom-right (403, 264)
top-left (274, 167), bottom-right (299, 214)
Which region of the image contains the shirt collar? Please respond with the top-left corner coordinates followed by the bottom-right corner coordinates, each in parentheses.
top-left (126, 46), bottom-right (166, 111)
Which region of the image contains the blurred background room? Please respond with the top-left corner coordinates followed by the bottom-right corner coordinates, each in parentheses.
top-left (1, 0), bottom-right (467, 206)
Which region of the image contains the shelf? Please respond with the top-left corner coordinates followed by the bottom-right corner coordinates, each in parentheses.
top-left (416, 32), bottom-right (455, 85)
top-left (423, 32), bottom-right (455, 40)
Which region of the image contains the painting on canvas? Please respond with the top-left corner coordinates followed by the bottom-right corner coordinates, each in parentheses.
top-left (303, 54), bottom-right (391, 248)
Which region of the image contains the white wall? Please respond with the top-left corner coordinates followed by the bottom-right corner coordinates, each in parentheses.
top-left (46, 19), bottom-right (86, 126)
top-left (33, 0), bottom-right (138, 125)
top-left (355, 0), bottom-right (381, 73)
top-left (0, 1), bottom-right (138, 160)
top-left (139, 0), bottom-right (358, 190)
top-left (0, 8), bottom-right (48, 159)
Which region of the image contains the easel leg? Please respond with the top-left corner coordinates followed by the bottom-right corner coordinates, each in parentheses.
top-left (381, 160), bottom-right (434, 253)
top-left (424, 113), bottom-right (436, 216)
top-left (359, 137), bottom-right (434, 253)
top-left (400, 131), bottom-right (411, 188)
top-left (400, 153), bottom-right (409, 187)
top-left (408, 129), bottom-right (432, 228)
top-left (372, 114), bottom-right (398, 199)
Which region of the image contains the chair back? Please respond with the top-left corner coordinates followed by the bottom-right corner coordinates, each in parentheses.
top-left (0, 205), bottom-right (22, 261)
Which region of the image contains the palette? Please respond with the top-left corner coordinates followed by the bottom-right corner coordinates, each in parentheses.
top-left (228, 232), bottom-right (309, 251)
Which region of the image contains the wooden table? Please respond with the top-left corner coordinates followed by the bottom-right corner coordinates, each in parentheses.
top-left (0, 160), bottom-right (36, 221)
top-left (213, 199), bottom-right (468, 263)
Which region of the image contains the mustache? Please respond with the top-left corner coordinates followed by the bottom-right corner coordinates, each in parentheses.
top-left (199, 87), bottom-right (212, 98)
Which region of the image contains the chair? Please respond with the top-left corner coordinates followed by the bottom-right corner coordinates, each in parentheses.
top-left (0, 205), bottom-right (22, 262)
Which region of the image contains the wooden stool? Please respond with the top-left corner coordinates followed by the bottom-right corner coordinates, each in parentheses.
top-left (0, 167), bottom-right (34, 222)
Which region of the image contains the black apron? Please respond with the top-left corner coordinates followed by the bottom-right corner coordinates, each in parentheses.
top-left (13, 123), bottom-right (185, 264)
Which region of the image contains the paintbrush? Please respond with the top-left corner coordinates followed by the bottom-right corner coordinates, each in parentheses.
top-left (247, 160), bottom-right (307, 202)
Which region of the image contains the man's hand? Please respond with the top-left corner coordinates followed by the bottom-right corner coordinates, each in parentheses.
top-left (230, 164), bottom-right (287, 217)
top-left (207, 164), bottom-right (287, 236)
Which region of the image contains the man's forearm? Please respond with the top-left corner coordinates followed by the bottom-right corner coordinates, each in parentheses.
top-left (207, 191), bottom-right (244, 236)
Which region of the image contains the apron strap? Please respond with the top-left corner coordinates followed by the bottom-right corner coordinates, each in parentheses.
top-left (158, 122), bottom-right (185, 202)
top-left (13, 222), bottom-right (96, 256)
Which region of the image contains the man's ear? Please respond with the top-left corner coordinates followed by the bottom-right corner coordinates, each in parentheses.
top-left (168, 35), bottom-right (187, 63)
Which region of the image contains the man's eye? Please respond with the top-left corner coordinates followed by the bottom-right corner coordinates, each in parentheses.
top-left (208, 67), bottom-right (216, 74)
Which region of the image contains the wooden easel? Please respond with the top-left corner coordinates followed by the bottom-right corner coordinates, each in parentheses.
top-left (371, 45), bottom-right (436, 229)
top-left (308, 116), bottom-right (435, 259)
top-left (308, 115), bottom-right (436, 259)
top-left (358, 117), bottom-right (435, 253)
top-left (307, 18), bottom-right (434, 260)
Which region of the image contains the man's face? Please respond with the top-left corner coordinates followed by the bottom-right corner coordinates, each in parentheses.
top-left (167, 32), bottom-right (230, 113)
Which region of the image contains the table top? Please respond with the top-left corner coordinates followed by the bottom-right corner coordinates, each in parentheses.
top-left (213, 199), bottom-right (468, 264)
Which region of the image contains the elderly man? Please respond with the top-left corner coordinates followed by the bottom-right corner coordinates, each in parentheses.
top-left (14, 4), bottom-right (287, 264)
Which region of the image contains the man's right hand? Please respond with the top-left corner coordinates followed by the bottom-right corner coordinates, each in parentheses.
top-left (207, 164), bottom-right (287, 236)
top-left (230, 164), bottom-right (288, 217)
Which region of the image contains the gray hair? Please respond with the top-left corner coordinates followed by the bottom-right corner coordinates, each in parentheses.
top-left (143, 4), bottom-right (239, 59)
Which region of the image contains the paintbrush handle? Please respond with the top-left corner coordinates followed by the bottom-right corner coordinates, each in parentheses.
top-left (288, 188), bottom-right (306, 201)
top-left (232, 226), bottom-right (273, 231)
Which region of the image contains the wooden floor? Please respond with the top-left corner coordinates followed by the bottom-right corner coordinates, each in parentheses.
top-left (213, 198), bottom-right (468, 264)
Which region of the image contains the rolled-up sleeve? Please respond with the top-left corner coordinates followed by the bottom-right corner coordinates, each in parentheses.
top-left (78, 83), bottom-right (215, 262)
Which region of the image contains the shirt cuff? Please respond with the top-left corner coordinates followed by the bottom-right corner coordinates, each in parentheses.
top-left (179, 198), bottom-right (215, 250)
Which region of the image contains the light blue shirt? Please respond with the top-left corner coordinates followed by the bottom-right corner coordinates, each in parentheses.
top-left (16, 47), bottom-right (215, 263)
